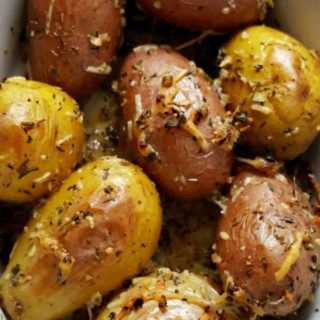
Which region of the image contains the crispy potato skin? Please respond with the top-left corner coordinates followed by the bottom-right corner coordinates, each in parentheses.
top-left (0, 77), bottom-right (84, 204)
top-left (119, 45), bottom-right (234, 200)
top-left (219, 26), bottom-right (320, 160)
top-left (0, 157), bottom-right (162, 320)
top-left (97, 268), bottom-right (222, 320)
top-left (27, 0), bottom-right (124, 100)
top-left (136, 0), bottom-right (268, 32)
top-left (215, 169), bottom-right (320, 316)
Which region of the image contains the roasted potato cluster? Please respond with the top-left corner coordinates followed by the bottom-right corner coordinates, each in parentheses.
top-left (0, 77), bottom-right (84, 204)
top-left (1, 1), bottom-right (320, 320)
top-left (0, 157), bottom-right (162, 320)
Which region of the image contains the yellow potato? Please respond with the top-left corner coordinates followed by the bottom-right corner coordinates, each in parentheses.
top-left (218, 25), bottom-right (320, 160)
top-left (97, 268), bottom-right (240, 320)
top-left (0, 157), bottom-right (162, 320)
top-left (0, 77), bottom-right (84, 203)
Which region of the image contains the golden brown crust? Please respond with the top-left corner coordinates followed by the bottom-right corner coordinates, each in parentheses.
top-left (219, 26), bottom-right (320, 160)
top-left (0, 157), bottom-right (162, 320)
top-left (119, 45), bottom-right (235, 200)
top-left (27, 0), bottom-right (124, 100)
top-left (136, 0), bottom-right (269, 32)
top-left (215, 169), bottom-right (320, 316)
top-left (0, 77), bottom-right (84, 203)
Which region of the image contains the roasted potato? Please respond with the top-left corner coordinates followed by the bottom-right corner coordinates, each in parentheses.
top-left (97, 268), bottom-right (231, 320)
top-left (0, 77), bottom-right (84, 204)
top-left (27, 0), bottom-right (124, 100)
top-left (0, 157), bottom-right (162, 320)
top-left (218, 25), bottom-right (320, 160)
top-left (136, 0), bottom-right (271, 32)
top-left (119, 45), bottom-right (235, 200)
top-left (214, 168), bottom-right (320, 316)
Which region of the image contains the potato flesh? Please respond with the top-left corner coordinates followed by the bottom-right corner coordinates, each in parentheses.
top-left (219, 25), bottom-right (320, 160)
top-left (0, 77), bottom-right (84, 203)
top-left (0, 157), bottom-right (162, 320)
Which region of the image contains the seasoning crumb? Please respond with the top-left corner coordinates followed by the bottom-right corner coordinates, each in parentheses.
top-left (219, 231), bottom-right (230, 240)
top-left (87, 291), bottom-right (102, 309)
top-left (86, 63), bottom-right (112, 75)
top-left (153, 1), bottom-right (162, 9)
top-left (28, 245), bottom-right (37, 257)
top-left (222, 7), bottom-right (231, 14)
top-left (85, 274), bottom-right (93, 281)
top-left (105, 247), bottom-right (114, 255)
top-left (85, 215), bottom-right (95, 229)
top-left (211, 253), bottom-right (222, 264)
top-left (88, 32), bottom-right (110, 47)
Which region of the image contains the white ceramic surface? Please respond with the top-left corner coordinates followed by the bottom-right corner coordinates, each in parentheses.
top-left (0, 0), bottom-right (319, 319)
top-left (0, 0), bottom-right (25, 78)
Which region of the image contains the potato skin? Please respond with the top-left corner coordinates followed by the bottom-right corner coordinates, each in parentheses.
top-left (119, 45), bottom-right (234, 200)
top-left (97, 268), bottom-right (223, 320)
top-left (215, 169), bottom-right (320, 316)
top-left (27, 0), bottom-right (124, 100)
top-left (136, 0), bottom-right (269, 32)
top-left (0, 77), bottom-right (84, 204)
top-left (0, 157), bottom-right (162, 320)
top-left (219, 25), bottom-right (320, 160)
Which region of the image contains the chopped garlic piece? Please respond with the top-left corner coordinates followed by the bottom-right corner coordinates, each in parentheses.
top-left (219, 231), bottom-right (230, 240)
top-left (251, 104), bottom-right (272, 115)
top-left (86, 63), bottom-right (112, 75)
top-left (33, 172), bottom-right (51, 184)
top-left (85, 215), bottom-right (95, 229)
top-left (89, 33), bottom-right (110, 47)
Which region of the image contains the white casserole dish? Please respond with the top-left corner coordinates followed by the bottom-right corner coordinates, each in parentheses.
top-left (0, 0), bottom-right (319, 319)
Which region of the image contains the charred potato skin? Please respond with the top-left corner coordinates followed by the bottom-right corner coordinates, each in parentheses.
top-left (0, 157), bottom-right (162, 320)
top-left (0, 77), bottom-right (84, 204)
top-left (119, 45), bottom-right (234, 200)
top-left (215, 169), bottom-right (320, 316)
top-left (136, 0), bottom-right (269, 32)
top-left (219, 25), bottom-right (320, 160)
top-left (27, 0), bottom-right (124, 100)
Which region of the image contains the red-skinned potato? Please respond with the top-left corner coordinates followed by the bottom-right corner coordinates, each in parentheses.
top-left (136, 0), bottom-right (271, 32)
top-left (118, 45), bottom-right (236, 200)
top-left (0, 157), bottom-right (162, 320)
top-left (214, 168), bottom-right (320, 317)
top-left (27, 0), bottom-right (124, 101)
